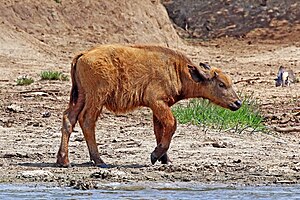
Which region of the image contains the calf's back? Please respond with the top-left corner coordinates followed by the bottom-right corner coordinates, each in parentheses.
top-left (75, 45), bottom-right (191, 113)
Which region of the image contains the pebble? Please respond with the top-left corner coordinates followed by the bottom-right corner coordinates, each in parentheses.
top-left (7, 104), bottom-right (24, 113)
top-left (19, 170), bottom-right (54, 179)
top-left (212, 141), bottom-right (228, 148)
top-left (42, 111), bottom-right (51, 118)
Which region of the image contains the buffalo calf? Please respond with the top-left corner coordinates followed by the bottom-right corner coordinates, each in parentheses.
top-left (56, 44), bottom-right (241, 168)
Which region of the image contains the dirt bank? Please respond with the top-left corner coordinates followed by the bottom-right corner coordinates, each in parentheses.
top-left (162, 0), bottom-right (300, 40)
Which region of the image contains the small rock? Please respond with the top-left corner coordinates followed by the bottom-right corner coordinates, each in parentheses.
top-left (112, 170), bottom-right (127, 178)
top-left (264, 114), bottom-right (278, 121)
top-left (74, 137), bottom-right (84, 142)
top-left (90, 170), bottom-right (111, 179)
top-left (145, 176), bottom-right (155, 181)
top-left (73, 180), bottom-right (93, 190)
top-left (0, 118), bottom-right (14, 127)
top-left (7, 104), bottom-right (24, 113)
top-left (182, 177), bottom-right (191, 182)
top-left (19, 170), bottom-right (54, 179)
top-left (32, 122), bottom-right (42, 127)
top-left (292, 163), bottom-right (300, 172)
top-left (233, 159), bottom-right (242, 163)
top-left (2, 152), bottom-right (29, 158)
top-left (280, 117), bottom-right (290, 124)
top-left (212, 141), bottom-right (227, 148)
top-left (23, 92), bottom-right (49, 97)
top-left (42, 111), bottom-right (51, 118)
top-left (112, 139), bottom-right (118, 143)
top-left (30, 92), bottom-right (49, 96)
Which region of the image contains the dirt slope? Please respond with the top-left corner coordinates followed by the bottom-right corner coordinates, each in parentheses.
top-left (162, 0), bottom-right (300, 40)
top-left (0, 0), bottom-right (181, 64)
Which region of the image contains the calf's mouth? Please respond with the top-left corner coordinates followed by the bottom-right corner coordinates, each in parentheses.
top-left (228, 100), bottom-right (242, 111)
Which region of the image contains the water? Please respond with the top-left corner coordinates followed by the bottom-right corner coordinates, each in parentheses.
top-left (0, 182), bottom-right (300, 200)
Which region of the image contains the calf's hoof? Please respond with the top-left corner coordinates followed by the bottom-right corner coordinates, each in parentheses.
top-left (151, 152), bottom-right (159, 165)
top-left (151, 145), bottom-right (168, 165)
top-left (158, 154), bottom-right (170, 164)
top-left (56, 156), bottom-right (71, 168)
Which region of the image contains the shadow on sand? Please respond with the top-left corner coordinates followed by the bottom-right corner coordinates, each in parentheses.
top-left (17, 162), bottom-right (149, 169)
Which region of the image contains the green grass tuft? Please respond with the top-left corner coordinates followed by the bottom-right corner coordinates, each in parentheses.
top-left (40, 71), bottom-right (69, 81)
top-left (16, 76), bottom-right (34, 86)
top-left (172, 94), bottom-right (265, 133)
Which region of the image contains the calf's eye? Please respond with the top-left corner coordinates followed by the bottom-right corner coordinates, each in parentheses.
top-left (219, 82), bottom-right (225, 88)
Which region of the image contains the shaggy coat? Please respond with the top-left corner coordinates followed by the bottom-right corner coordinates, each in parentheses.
top-left (57, 44), bottom-right (241, 167)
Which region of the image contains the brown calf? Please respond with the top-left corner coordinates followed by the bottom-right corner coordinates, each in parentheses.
top-left (56, 44), bottom-right (241, 168)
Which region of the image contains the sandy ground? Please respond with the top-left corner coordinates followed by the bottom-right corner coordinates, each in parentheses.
top-left (0, 35), bottom-right (299, 189)
top-left (0, 0), bottom-right (299, 189)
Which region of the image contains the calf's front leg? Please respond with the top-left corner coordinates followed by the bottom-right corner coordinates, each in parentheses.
top-left (150, 101), bottom-right (177, 165)
top-left (153, 114), bottom-right (173, 164)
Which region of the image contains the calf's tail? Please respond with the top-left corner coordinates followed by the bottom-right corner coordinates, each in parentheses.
top-left (67, 52), bottom-right (86, 124)
top-left (70, 53), bottom-right (84, 105)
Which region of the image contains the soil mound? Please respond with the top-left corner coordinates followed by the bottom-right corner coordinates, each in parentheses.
top-left (162, 0), bottom-right (300, 40)
top-left (0, 0), bottom-right (181, 61)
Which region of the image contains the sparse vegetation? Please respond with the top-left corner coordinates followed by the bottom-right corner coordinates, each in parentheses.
top-left (40, 71), bottom-right (69, 81)
top-left (16, 76), bottom-right (34, 86)
top-left (172, 94), bottom-right (265, 133)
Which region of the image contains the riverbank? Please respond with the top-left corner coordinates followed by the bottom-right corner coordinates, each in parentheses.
top-left (1, 182), bottom-right (300, 199)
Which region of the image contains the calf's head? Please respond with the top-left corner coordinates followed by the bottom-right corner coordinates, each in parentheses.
top-left (188, 63), bottom-right (242, 111)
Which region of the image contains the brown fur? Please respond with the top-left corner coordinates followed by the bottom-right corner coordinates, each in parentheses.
top-left (57, 44), bottom-right (241, 167)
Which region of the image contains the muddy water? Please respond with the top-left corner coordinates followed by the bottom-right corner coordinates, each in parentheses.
top-left (1, 182), bottom-right (300, 200)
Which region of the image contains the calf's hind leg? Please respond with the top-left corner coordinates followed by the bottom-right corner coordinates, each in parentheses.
top-left (57, 105), bottom-right (82, 167)
top-left (78, 99), bottom-right (107, 168)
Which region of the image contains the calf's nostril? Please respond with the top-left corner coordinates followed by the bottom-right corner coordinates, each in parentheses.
top-left (234, 100), bottom-right (242, 107)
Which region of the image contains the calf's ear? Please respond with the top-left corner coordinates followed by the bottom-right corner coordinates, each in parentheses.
top-left (188, 65), bottom-right (210, 82)
top-left (213, 71), bottom-right (219, 78)
top-left (199, 62), bottom-right (211, 70)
